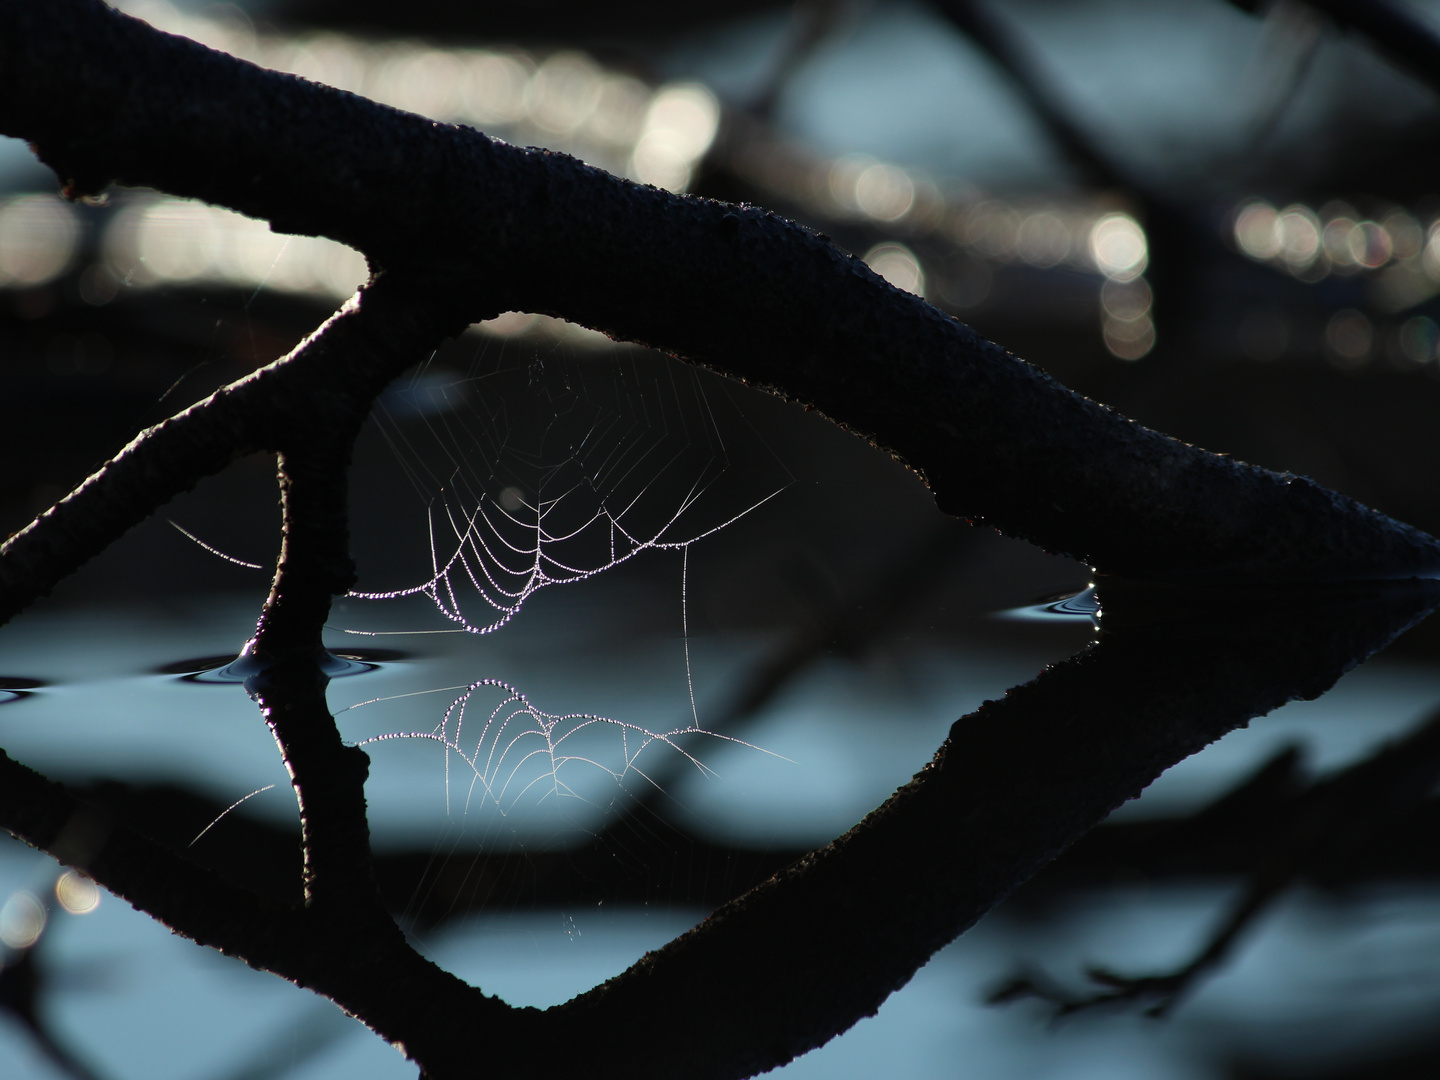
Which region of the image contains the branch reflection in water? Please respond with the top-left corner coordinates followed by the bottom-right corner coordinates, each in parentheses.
top-left (498, 578), bottom-right (1437, 1073)
top-left (4, 574), bottom-right (1440, 1079)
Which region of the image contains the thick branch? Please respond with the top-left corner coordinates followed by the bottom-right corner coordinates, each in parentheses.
top-left (0, 748), bottom-right (302, 970)
top-left (4, 0), bottom-right (1438, 584)
top-left (5, 585), bottom-right (1435, 1076)
top-left (530, 582), bottom-right (1440, 1079)
top-left (7, 6), bottom-right (1440, 1079)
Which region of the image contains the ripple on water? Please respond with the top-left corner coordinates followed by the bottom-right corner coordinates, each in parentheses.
top-left (155, 649), bottom-right (409, 684)
top-left (0, 675), bottom-right (46, 705)
top-left (997, 586), bottom-right (1099, 623)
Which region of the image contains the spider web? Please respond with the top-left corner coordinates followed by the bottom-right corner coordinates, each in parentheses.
top-left (350, 331), bottom-right (786, 633)
top-left (356, 675), bottom-right (744, 821)
top-left (338, 328), bottom-right (794, 827)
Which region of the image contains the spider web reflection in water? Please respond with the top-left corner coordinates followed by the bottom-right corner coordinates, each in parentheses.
top-left (354, 675), bottom-right (772, 823)
top-left (339, 331), bottom-right (796, 827)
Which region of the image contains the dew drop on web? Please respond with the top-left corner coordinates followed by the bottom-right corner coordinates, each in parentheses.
top-left (336, 332), bottom-right (795, 833)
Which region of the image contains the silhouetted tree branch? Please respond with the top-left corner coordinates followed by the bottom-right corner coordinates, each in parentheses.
top-left (1230, 0), bottom-right (1440, 99)
top-left (0, 279), bottom-right (471, 623)
top-left (4, 0), bottom-right (1440, 602)
top-left (994, 693), bottom-right (1440, 1017)
top-left (5, 3), bottom-right (1440, 1079)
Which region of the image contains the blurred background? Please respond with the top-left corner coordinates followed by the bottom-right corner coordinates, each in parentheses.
top-left (7, 0), bottom-right (1440, 1077)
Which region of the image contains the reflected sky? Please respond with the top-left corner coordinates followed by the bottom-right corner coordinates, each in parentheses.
top-left (0, 577), bottom-right (1090, 848)
top-left (6, 491), bottom-right (1436, 1068)
top-left (5, 469), bottom-right (1440, 1071)
top-left (8, 1), bottom-right (1440, 1077)
top-left (11, 827), bottom-right (1440, 1080)
top-left (0, 841), bottom-right (411, 1080)
top-left (3, 384), bottom-right (1439, 1074)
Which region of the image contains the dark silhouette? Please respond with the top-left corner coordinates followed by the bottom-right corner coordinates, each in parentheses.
top-left (6, 3), bottom-right (1440, 1078)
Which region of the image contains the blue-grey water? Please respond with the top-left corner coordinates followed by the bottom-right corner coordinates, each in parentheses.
top-left (8, 1), bottom-right (1440, 1076)
top-left (7, 558), bottom-right (1440, 1078)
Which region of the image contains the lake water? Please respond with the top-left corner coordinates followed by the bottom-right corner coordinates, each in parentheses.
top-left (6, 510), bottom-right (1440, 1078)
top-left (8, 2), bottom-right (1440, 1075)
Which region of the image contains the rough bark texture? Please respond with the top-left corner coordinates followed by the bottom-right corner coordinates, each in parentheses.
top-left (3, 0), bottom-right (1439, 600)
top-left (4, 3), bottom-right (1440, 1079)
top-left (5, 581), bottom-right (1432, 1079)
top-left (539, 581), bottom-right (1440, 1078)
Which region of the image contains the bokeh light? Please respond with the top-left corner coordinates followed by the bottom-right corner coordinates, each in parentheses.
top-left (853, 163), bottom-right (915, 222)
top-left (961, 200), bottom-right (1020, 259)
top-left (104, 196), bottom-right (368, 298)
top-left (0, 194), bottom-right (81, 286)
top-left (1326, 309), bottom-right (1372, 367)
top-left (0, 889), bottom-right (46, 949)
top-left (526, 52), bottom-right (603, 135)
top-left (827, 154), bottom-right (876, 216)
top-left (586, 75), bottom-right (652, 148)
top-left (1103, 312), bottom-right (1155, 360)
top-left (1322, 214), bottom-right (1359, 270)
top-left (863, 242), bottom-right (925, 297)
top-left (1016, 212), bottom-right (1070, 268)
top-left (1350, 221), bottom-right (1392, 269)
top-left (55, 870), bottom-right (101, 915)
top-left (630, 83), bottom-right (720, 193)
top-left (1100, 277), bottom-right (1151, 321)
top-left (1234, 198), bottom-right (1417, 287)
top-left (1423, 222), bottom-right (1440, 282)
top-left (133, 199), bottom-right (222, 282)
top-left (1276, 205), bottom-right (1322, 272)
top-left (1089, 212), bottom-right (1147, 281)
top-left (460, 50), bottom-right (534, 126)
top-left (1235, 201), bottom-right (1281, 260)
top-left (382, 46), bottom-right (469, 120)
top-left (1383, 211), bottom-right (1423, 261)
top-left (1399, 316), bottom-right (1439, 365)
